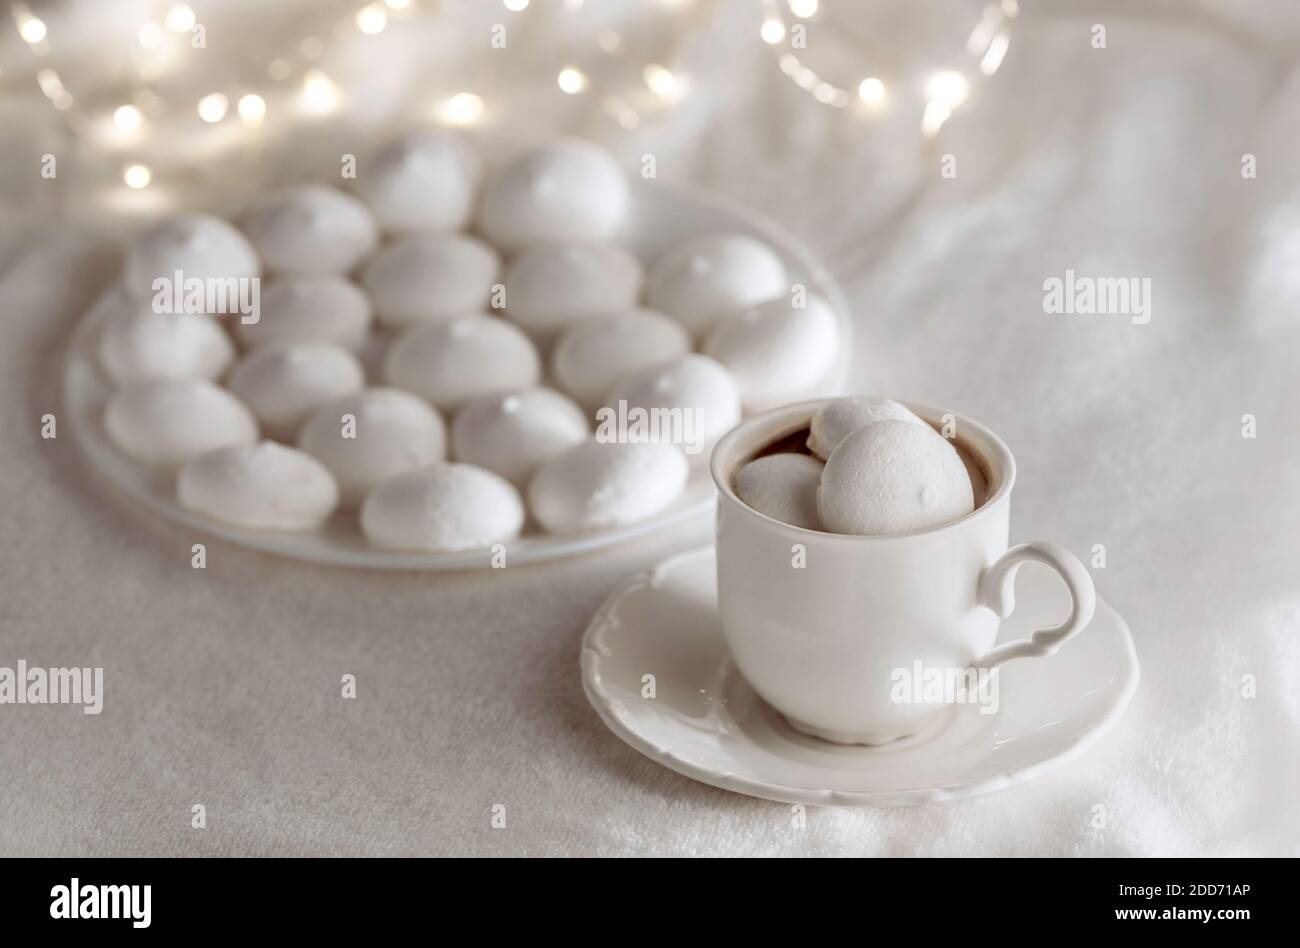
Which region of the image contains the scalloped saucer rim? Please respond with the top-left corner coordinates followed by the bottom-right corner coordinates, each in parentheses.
top-left (581, 546), bottom-right (1140, 807)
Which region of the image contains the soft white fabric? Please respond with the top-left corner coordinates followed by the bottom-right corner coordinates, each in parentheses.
top-left (0, 1), bottom-right (1297, 856)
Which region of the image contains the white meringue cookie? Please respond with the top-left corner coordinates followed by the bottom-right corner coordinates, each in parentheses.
top-left (123, 213), bottom-right (260, 301)
top-left (817, 420), bottom-right (974, 536)
top-left (503, 241), bottom-right (642, 340)
top-left (451, 387), bottom-right (589, 488)
top-left (227, 342), bottom-right (366, 440)
top-left (105, 378), bottom-right (258, 468)
top-left (959, 444), bottom-right (989, 509)
top-left (362, 234), bottom-right (500, 327)
top-left (383, 314), bottom-right (540, 412)
top-left (361, 463), bottom-right (524, 552)
top-left (178, 440), bottom-right (339, 530)
top-left (646, 233), bottom-right (787, 336)
top-left (297, 387), bottom-right (447, 506)
top-left (807, 396), bottom-right (926, 460)
top-left (84, 282), bottom-right (137, 328)
top-left (236, 276), bottom-right (372, 351)
top-left (352, 130), bottom-right (482, 234)
top-left (551, 308), bottom-right (691, 411)
top-left (478, 138), bottom-right (629, 252)
top-left (734, 453), bottom-right (825, 531)
top-left (240, 184), bottom-right (379, 277)
top-left (528, 440), bottom-right (689, 535)
top-left (602, 354), bottom-right (741, 455)
top-left (704, 293), bottom-right (840, 411)
top-left (98, 306), bottom-right (235, 385)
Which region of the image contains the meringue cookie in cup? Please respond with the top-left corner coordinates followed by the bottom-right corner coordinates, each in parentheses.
top-left (105, 378), bottom-right (258, 468)
top-left (551, 308), bottom-right (691, 412)
top-left (240, 184), bottom-right (379, 277)
top-left (959, 445), bottom-right (990, 509)
top-left (733, 453), bottom-right (824, 531)
top-left (817, 419), bottom-right (974, 536)
top-left (528, 440), bottom-right (689, 535)
top-left (236, 276), bottom-right (372, 352)
top-left (98, 306), bottom-right (235, 385)
top-left (646, 233), bottom-right (787, 337)
top-left (383, 314), bottom-right (540, 412)
top-left (806, 395), bottom-right (925, 460)
top-left (602, 353), bottom-right (741, 456)
top-left (451, 387), bottom-right (589, 489)
top-left (478, 138), bottom-right (629, 252)
top-left (178, 441), bottom-right (339, 530)
top-left (123, 213), bottom-right (260, 302)
top-left (297, 387), bottom-right (447, 506)
top-left (362, 234), bottom-right (499, 327)
top-left (226, 342), bottom-right (366, 440)
top-left (503, 241), bottom-right (642, 342)
top-left (704, 293), bottom-right (840, 412)
top-left (352, 130), bottom-right (482, 235)
top-left (361, 463), bottom-right (524, 552)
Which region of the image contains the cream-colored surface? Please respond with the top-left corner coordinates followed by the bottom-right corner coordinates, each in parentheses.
top-left (0, 0), bottom-right (1297, 855)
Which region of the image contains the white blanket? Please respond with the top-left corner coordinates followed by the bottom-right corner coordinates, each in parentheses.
top-left (0, 0), bottom-right (1295, 855)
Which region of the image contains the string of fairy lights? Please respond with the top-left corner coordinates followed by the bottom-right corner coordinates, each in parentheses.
top-left (758, 0), bottom-right (1020, 136)
top-left (12, 0), bottom-right (390, 189)
top-left (8, 0), bottom-right (701, 192)
top-left (7, 0), bottom-right (1020, 194)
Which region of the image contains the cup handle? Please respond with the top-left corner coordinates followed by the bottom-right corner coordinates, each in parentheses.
top-left (973, 542), bottom-right (1096, 669)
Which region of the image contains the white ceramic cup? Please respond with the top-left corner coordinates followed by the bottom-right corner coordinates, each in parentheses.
top-left (710, 399), bottom-right (1096, 745)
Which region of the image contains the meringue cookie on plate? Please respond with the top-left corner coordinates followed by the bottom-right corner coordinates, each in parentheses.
top-left (603, 353), bottom-right (741, 456)
top-left (83, 281), bottom-right (137, 328)
top-left (704, 293), bottom-right (840, 412)
top-left (227, 341), bottom-right (366, 440)
top-left (478, 138), bottom-right (629, 252)
top-left (98, 307), bottom-right (235, 384)
top-left (383, 314), bottom-right (540, 412)
top-left (528, 440), bottom-right (689, 535)
top-left (240, 184), bottom-right (379, 277)
top-left (734, 453), bottom-right (824, 531)
top-left (361, 463), bottom-right (524, 552)
top-left (817, 419), bottom-right (974, 536)
top-left (451, 387), bottom-right (589, 489)
top-left (236, 276), bottom-right (372, 351)
top-left (178, 440), bottom-right (339, 530)
top-left (806, 396), bottom-right (926, 461)
top-left (646, 233), bottom-right (787, 337)
top-left (123, 213), bottom-right (260, 302)
top-left (297, 387), bottom-right (447, 506)
top-left (362, 234), bottom-right (499, 327)
top-left (352, 130), bottom-right (482, 235)
top-left (503, 241), bottom-right (642, 341)
top-left (551, 308), bottom-right (691, 411)
top-left (105, 378), bottom-right (258, 468)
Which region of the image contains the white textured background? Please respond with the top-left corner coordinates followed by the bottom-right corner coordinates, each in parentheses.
top-left (0, 0), bottom-right (1296, 855)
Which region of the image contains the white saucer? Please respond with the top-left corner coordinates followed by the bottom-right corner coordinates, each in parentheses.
top-left (582, 547), bottom-right (1140, 806)
top-left (63, 179), bottom-right (851, 570)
